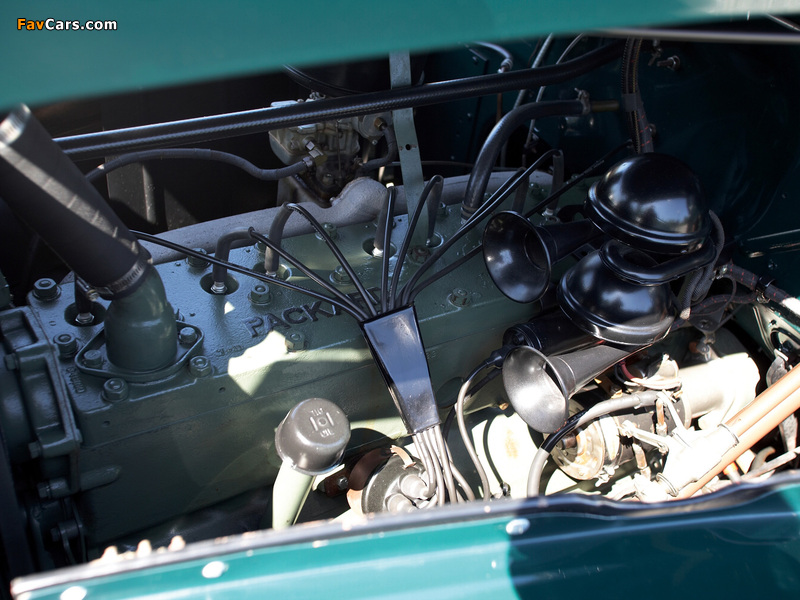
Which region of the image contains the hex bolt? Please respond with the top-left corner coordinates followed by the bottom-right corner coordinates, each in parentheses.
top-left (331, 265), bottom-right (351, 284)
top-left (188, 355), bottom-right (212, 378)
top-left (54, 333), bottom-right (78, 358)
top-left (75, 311), bottom-right (95, 325)
top-left (37, 482), bottom-right (52, 500)
top-left (254, 240), bottom-right (267, 254)
top-left (33, 278), bottom-right (59, 301)
top-left (560, 432), bottom-right (578, 450)
top-left (315, 222), bottom-right (338, 241)
top-left (178, 327), bottom-right (198, 346)
top-left (28, 441), bottom-right (42, 459)
top-left (102, 378), bottom-right (129, 403)
top-left (409, 245), bottom-right (430, 264)
top-left (187, 248), bottom-right (210, 269)
top-left (448, 288), bottom-right (470, 307)
top-left (4, 354), bottom-right (18, 371)
top-left (324, 222), bottom-right (339, 239)
top-left (336, 475), bottom-right (349, 491)
top-left (285, 331), bottom-right (306, 352)
top-left (37, 478), bottom-right (69, 500)
top-left (83, 349), bottom-right (104, 369)
top-left (249, 283), bottom-right (272, 305)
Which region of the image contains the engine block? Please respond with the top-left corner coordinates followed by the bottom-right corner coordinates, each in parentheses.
top-left (0, 203), bottom-right (533, 550)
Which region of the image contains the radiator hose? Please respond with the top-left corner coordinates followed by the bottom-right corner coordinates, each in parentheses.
top-left (0, 105), bottom-right (176, 372)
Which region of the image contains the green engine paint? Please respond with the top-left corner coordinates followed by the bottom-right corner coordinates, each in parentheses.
top-left (0, 201), bottom-right (538, 550)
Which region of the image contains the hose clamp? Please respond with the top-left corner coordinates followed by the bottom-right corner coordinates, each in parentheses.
top-left (93, 246), bottom-right (151, 299)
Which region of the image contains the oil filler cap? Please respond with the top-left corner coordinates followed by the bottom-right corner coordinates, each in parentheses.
top-left (275, 398), bottom-right (350, 476)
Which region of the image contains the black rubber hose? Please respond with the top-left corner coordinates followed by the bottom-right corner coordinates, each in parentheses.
top-left (359, 126), bottom-right (397, 174)
top-left (264, 205), bottom-right (293, 274)
top-left (55, 43), bottom-right (624, 161)
top-left (721, 265), bottom-right (800, 328)
top-left (426, 183), bottom-right (439, 243)
top-left (408, 245), bottom-right (482, 303)
top-left (526, 390), bottom-right (659, 496)
top-left (691, 211), bottom-right (726, 303)
top-left (73, 278), bottom-right (94, 321)
top-left (248, 229), bottom-right (368, 320)
top-left (621, 39), bottom-right (653, 154)
top-left (211, 229), bottom-right (253, 289)
top-left (373, 188), bottom-right (393, 256)
top-left (388, 175), bottom-right (445, 310)
top-left (0, 105), bottom-right (148, 299)
top-left (282, 203), bottom-right (379, 316)
top-left (85, 148), bottom-right (308, 183)
top-left (472, 42), bottom-right (514, 72)
top-left (380, 186), bottom-right (397, 313)
top-left (460, 100), bottom-right (585, 220)
top-left (724, 264), bottom-right (793, 303)
top-left (400, 152), bottom-right (557, 306)
top-left (134, 229), bottom-right (366, 320)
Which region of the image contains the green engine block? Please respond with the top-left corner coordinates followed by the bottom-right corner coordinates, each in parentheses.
top-left (0, 202), bottom-right (535, 557)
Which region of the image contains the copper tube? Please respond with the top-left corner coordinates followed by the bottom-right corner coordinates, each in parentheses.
top-left (677, 366), bottom-right (800, 498)
top-left (727, 365), bottom-right (800, 437)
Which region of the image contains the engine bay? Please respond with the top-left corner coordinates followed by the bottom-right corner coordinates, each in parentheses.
top-left (4, 19), bottom-right (800, 595)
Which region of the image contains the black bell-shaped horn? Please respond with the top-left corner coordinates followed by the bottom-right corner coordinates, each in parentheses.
top-left (585, 153), bottom-right (711, 255)
top-left (483, 212), bottom-right (599, 303)
top-left (503, 344), bottom-right (634, 433)
top-left (558, 248), bottom-right (675, 346)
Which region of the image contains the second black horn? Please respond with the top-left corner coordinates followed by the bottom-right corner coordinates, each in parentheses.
top-left (483, 212), bottom-right (599, 303)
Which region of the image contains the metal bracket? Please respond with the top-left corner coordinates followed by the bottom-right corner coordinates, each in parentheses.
top-left (618, 420), bottom-right (671, 454)
top-left (389, 52), bottom-right (427, 245)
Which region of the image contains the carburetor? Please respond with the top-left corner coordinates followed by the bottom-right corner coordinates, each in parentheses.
top-left (268, 98), bottom-right (392, 198)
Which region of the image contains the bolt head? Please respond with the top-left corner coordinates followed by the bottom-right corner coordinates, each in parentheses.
top-left (331, 266), bottom-right (351, 284)
top-left (448, 288), bottom-right (470, 307)
top-left (102, 378), bottom-right (129, 402)
top-left (28, 441), bottom-right (42, 459)
top-left (54, 333), bottom-right (78, 358)
top-left (316, 222), bottom-right (338, 241)
top-left (409, 245), bottom-right (430, 264)
top-left (178, 327), bottom-right (198, 346)
top-left (33, 278), bottom-right (59, 301)
top-left (249, 283), bottom-right (272, 305)
top-left (4, 354), bottom-right (18, 371)
top-left (285, 332), bottom-right (306, 352)
top-left (188, 356), bottom-right (212, 378)
top-left (188, 248), bottom-right (210, 269)
top-left (75, 311), bottom-right (95, 325)
top-left (83, 349), bottom-right (104, 369)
